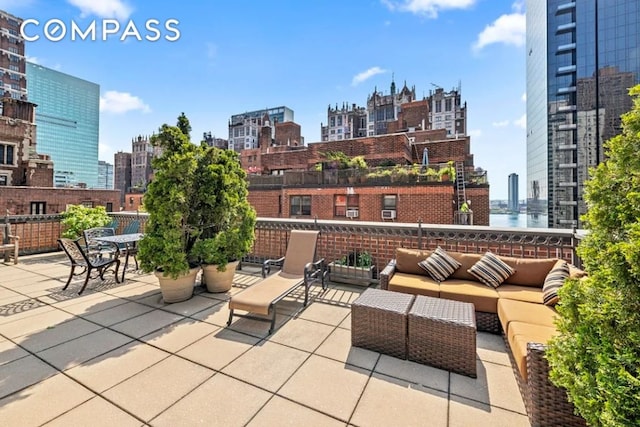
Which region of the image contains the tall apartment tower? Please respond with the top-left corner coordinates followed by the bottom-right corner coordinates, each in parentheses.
top-left (0, 11), bottom-right (27, 100)
top-left (131, 135), bottom-right (153, 191)
top-left (321, 103), bottom-right (367, 141)
top-left (508, 173), bottom-right (519, 214)
top-left (114, 151), bottom-right (131, 205)
top-left (97, 161), bottom-right (114, 190)
top-left (526, 0), bottom-right (640, 228)
top-left (228, 106), bottom-right (294, 152)
top-left (26, 62), bottom-right (100, 188)
top-left (429, 86), bottom-right (467, 137)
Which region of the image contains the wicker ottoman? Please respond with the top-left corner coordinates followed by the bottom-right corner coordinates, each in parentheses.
top-left (408, 296), bottom-right (477, 378)
top-left (351, 288), bottom-right (415, 359)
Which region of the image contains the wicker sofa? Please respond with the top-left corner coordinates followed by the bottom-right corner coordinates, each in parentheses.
top-left (379, 248), bottom-right (586, 427)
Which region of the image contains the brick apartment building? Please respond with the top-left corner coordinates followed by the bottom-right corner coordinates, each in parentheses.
top-left (242, 115), bottom-right (488, 225)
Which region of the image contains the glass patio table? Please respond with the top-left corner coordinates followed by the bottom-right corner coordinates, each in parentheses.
top-left (93, 233), bottom-right (143, 282)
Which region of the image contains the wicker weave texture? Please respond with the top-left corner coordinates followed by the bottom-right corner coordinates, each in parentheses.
top-left (504, 335), bottom-right (586, 426)
top-left (351, 288), bottom-right (415, 359)
top-left (408, 296), bottom-right (477, 378)
top-left (476, 311), bottom-right (501, 334)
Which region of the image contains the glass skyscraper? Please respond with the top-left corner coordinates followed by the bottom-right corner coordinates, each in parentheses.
top-left (26, 62), bottom-right (100, 188)
top-left (508, 173), bottom-right (519, 213)
top-left (526, 0), bottom-right (640, 228)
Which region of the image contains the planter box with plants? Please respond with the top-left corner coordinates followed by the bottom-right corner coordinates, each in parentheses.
top-left (328, 251), bottom-right (376, 286)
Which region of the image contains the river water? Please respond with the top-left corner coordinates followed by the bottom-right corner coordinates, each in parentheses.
top-left (490, 213), bottom-right (533, 228)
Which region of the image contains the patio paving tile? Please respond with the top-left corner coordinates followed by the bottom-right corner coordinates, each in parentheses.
top-left (373, 354), bottom-right (450, 393)
top-left (177, 328), bottom-right (260, 371)
top-left (449, 395), bottom-right (531, 427)
top-left (278, 354), bottom-right (370, 422)
top-left (270, 317), bottom-right (335, 353)
top-left (103, 355), bottom-right (213, 422)
top-left (146, 294), bottom-right (218, 317)
top-left (109, 309), bottom-right (184, 339)
top-left (0, 337), bottom-right (30, 366)
top-left (14, 317), bottom-right (101, 353)
top-left (189, 300), bottom-right (229, 326)
top-left (351, 372), bottom-right (449, 427)
top-left (66, 341), bottom-right (170, 392)
top-left (151, 373), bottom-right (271, 427)
top-left (222, 340), bottom-right (309, 392)
top-left (81, 301), bottom-right (155, 326)
top-left (476, 332), bottom-right (511, 367)
top-left (36, 328), bottom-right (133, 371)
top-left (52, 291), bottom-right (127, 312)
top-left (0, 355), bottom-right (58, 399)
top-left (315, 327), bottom-right (379, 370)
top-left (42, 396), bottom-right (143, 427)
top-left (297, 301), bottom-right (351, 326)
top-left (0, 307), bottom-right (74, 338)
top-left (450, 360), bottom-right (526, 415)
top-left (140, 318), bottom-right (219, 353)
top-left (338, 313), bottom-right (351, 330)
top-left (247, 395), bottom-right (345, 427)
top-left (0, 373), bottom-right (94, 427)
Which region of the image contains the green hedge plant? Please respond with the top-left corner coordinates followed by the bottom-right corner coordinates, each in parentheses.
top-left (61, 205), bottom-right (111, 239)
top-left (546, 85), bottom-right (640, 427)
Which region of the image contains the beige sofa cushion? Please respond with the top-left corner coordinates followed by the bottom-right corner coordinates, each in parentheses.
top-left (447, 252), bottom-right (484, 281)
top-left (497, 298), bottom-right (558, 335)
top-left (497, 285), bottom-right (544, 304)
top-left (395, 248), bottom-right (433, 276)
top-left (388, 272), bottom-right (439, 298)
top-left (507, 321), bottom-right (559, 381)
top-left (439, 279), bottom-right (499, 313)
top-left (499, 257), bottom-right (559, 288)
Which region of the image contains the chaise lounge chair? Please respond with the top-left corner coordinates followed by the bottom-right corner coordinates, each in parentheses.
top-left (227, 230), bottom-right (326, 334)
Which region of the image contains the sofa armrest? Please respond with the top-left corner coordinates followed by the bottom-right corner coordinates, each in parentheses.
top-left (379, 259), bottom-right (396, 290)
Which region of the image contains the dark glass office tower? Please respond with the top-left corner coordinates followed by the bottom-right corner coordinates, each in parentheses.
top-left (526, 0), bottom-right (640, 228)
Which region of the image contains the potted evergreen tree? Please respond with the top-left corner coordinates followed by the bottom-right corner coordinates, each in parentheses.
top-left (137, 115), bottom-right (201, 303)
top-left (190, 148), bottom-right (256, 293)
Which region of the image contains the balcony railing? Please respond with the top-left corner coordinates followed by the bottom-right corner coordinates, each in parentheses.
top-left (248, 166), bottom-right (488, 188)
top-left (3, 215), bottom-right (581, 276)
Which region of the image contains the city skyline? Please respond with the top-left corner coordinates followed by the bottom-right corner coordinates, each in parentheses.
top-left (8, 0), bottom-right (527, 199)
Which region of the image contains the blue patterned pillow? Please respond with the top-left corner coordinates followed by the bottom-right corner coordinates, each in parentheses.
top-left (418, 247), bottom-right (461, 282)
top-left (468, 252), bottom-right (515, 288)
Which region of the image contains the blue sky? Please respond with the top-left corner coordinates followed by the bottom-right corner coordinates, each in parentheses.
top-left (6, 0), bottom-right (526, 200)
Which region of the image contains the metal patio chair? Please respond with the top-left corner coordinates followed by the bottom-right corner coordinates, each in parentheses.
top-left (58, 238), bottom-right (120, 294)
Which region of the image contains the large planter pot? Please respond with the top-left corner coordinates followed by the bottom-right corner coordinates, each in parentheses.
top-left (201, 260), bottom-right (239, 293)
top-left (155, 266), bottom-right (199, 303)
top-left (328, 262), bottom-right (376, 287)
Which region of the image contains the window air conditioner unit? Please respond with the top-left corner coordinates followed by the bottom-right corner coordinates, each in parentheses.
top-left (381, 209), bottom-right (397, 219)
top-left (346, 209), bottom-right (359, 218)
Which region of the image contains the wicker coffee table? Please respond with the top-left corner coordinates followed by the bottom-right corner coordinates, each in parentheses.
top-left (407, 295), bottom-right (477, 377)
top-left (351, 288), bottom-right (415, 359)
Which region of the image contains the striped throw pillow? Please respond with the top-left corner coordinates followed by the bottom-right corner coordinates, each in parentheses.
top-left (468, 252), bottom-right (515, 289)
top-left (418, 247), bottom-right (461, 282)
top-left (543, 260), bottom-right (570, 306)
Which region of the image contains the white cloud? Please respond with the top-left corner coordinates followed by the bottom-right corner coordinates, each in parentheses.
top-left (514, 114), bottom-right (526, 129)
top-left (383, 0), bottom-right (476, 18)
top-left (100, 91), bottom-right (151, 114)
top-left (352, 66), bottom-right (387, 86)
top-left (25, 55), bottom-right (39, 64)
top-left (99, 142), bottom-right (113, 159)
top-left (473, 10), bottom-right (525, 51)
top-left (521, 92), bottom-right (527, 102)
top-left (492, 120), bottom-right (509, 128)
top-left (67, 0), bottom-right (132, 20)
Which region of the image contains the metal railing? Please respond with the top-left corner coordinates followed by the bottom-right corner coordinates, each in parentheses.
top-left (3, 214), bottom-right (581, 274)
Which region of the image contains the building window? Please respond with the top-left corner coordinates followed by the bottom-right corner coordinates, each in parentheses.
top-left (290, 195), bottom-right (311, 216)
top-left (330, 117), bottom-right (335, 127)
top-left (435, 100), bottom-right (442, 113)
top-left (0, 175), bottom-right (7, 186)
top-left (30, 202), bottom-right (46, 215)
top-left (337, 116), bottom-right (343, 126)
top-left (383, 194), bottom-right (397, 210)
top-left (106, 203), bottom-right (113, 212)
top-left (0, 144), bottom-right (15, 165)
top-left (81, 201), bottom-right (94, 208)
top-left (334, 194), bottom-right (359, 216)
top-left (445, 98), bottom-right (452, 111)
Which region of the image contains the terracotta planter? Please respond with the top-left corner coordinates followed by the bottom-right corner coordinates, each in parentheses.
top-left (201, 260), bottom-right (239, 293)
top-left (155, 266), bottom-right (199, 303)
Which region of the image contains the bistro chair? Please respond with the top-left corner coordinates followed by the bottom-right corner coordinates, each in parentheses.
top-left (58, 238), bottom-right (120, 294)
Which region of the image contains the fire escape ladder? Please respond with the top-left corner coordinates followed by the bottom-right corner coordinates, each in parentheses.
top-left (455, 161), bottom-right (466, 209)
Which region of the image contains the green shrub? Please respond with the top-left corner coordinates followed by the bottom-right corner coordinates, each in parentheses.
top-left (546, 85), bottom-right (640, 427)
top-left (61, 205), bottom-right (111, 239)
